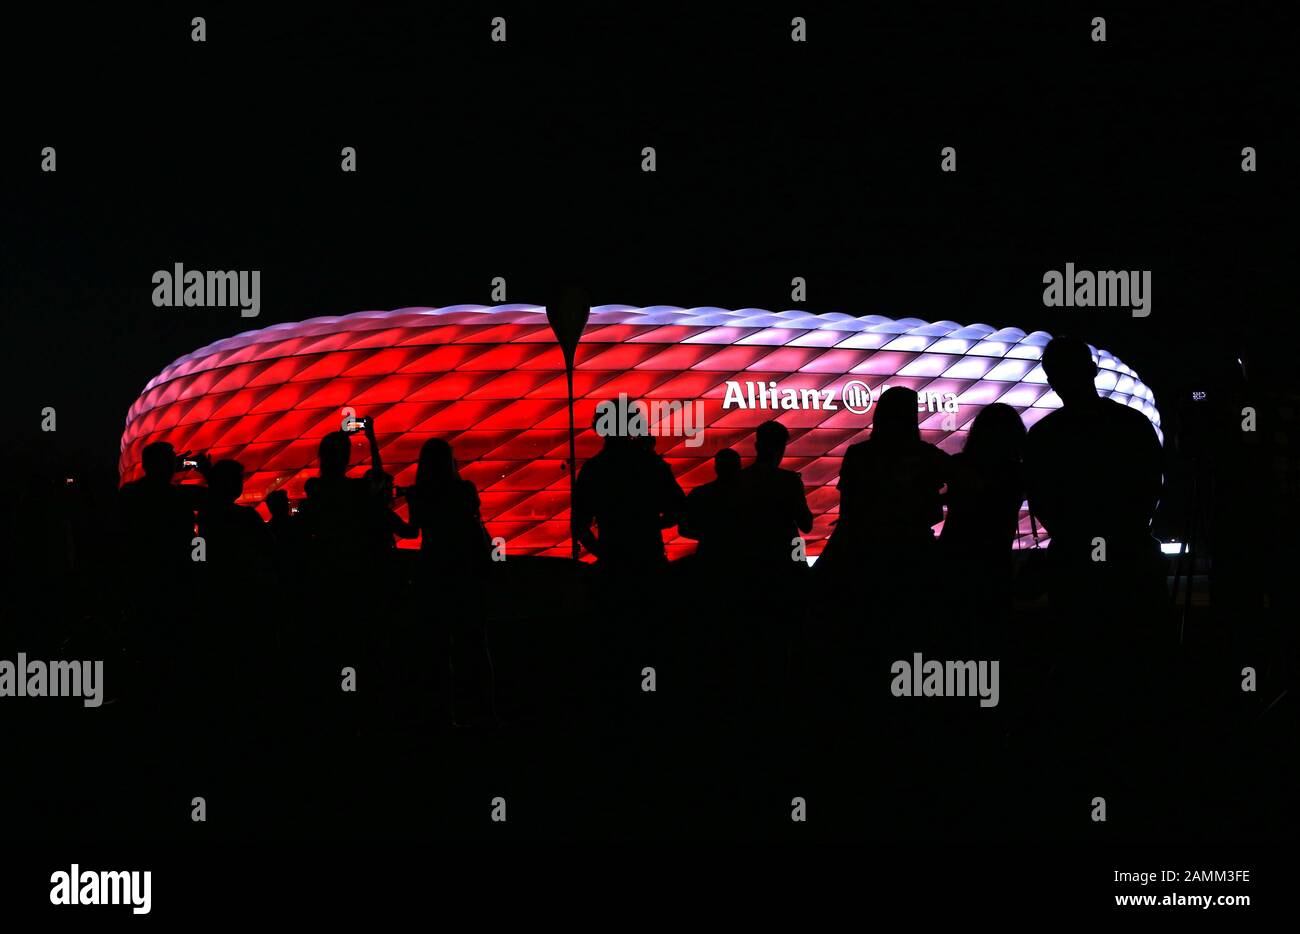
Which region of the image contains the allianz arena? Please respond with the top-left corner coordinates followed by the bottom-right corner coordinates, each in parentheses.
top-left (119, 305), bottom-right (1162, 560)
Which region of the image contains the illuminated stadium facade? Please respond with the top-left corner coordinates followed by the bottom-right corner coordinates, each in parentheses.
top-left (119, 305), bottom-right (1162, 560)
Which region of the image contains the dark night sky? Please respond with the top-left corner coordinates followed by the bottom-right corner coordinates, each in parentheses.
top-left (3, 3), bottom-right (1293, 481)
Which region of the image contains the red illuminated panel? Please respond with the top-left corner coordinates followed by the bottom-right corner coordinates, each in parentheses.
top-left (120, 305), bottom-right (1163, 560)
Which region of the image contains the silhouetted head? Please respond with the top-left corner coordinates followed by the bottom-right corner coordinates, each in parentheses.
top-left (592, 397), bottom-right (647, 452)
top-left (963, 403), bottom-right (1026, 462)
top-left (416, 438), bottom-right (458, 488)
top-left (318, 431), bottom-right (352, 477)
top-left (1041, 335), bottom-right (1098, 405)
top-left (714, 448), bottom-right (742, 480)
top-left (266, 489), bottom-right (290, 519)
top-left (754, 420), bottom-right (790, 464)
top-left (871, 387), bottom-right (920, 445)
top-left (207, 459), bottom-right (244, 503)
top-left (140, 442), bottom-right (176, 482)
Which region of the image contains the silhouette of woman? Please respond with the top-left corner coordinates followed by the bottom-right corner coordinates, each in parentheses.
top-left (940, 403), bottom-right (1027, 650)
top-left (816, 387), bottom-right (951, 647)
top-left (404, 438), bottom-right (498, 726)
top-left (829, 386), bottom-right (951, 560)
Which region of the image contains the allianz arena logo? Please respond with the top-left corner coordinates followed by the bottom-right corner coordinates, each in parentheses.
top-left (722, 379), bottom-right (959, 416)
top-left (594, 380), bottom-right (961, 448)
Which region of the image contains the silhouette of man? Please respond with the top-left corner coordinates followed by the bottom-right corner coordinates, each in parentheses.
top-left (118, 441), bottom-right (205, 572)
top-left (266, 489), bottom-right (297, 542)
top-left (572, 401), bottom-right (686, 570)
top-left (117, 441), bottom-right (214, 707)
top-left (297, 430), bottom-right (374, 570)
top-left (1023, 337), bottom-right (1168, 763)
top-left (816, 386), bottom-right (950, 659)
top-left (733, 421), bottom-right (813, 572)
top-left (715, 421), bottom-right (812, 721)
top-left (196, 458), bottom-right (274, 580)
top-left (1024, 335), bottom-right (1164, 576)
top-left (680, 448), bottom-right (742, 564)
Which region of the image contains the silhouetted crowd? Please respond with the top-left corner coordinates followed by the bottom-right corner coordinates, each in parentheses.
top-left (8, 333), bottom-right (1297, 842)
top-left (100, 334), bottom-right (1175, 737)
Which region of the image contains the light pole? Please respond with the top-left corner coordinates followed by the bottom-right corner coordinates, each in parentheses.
top-left (545, 288), bottom-right (591, 562)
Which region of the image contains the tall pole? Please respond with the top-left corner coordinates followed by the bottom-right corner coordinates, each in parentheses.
top-left (566, 365), bottom-right (579, 561)
top-left (545, 288), bottom-right (590, 563)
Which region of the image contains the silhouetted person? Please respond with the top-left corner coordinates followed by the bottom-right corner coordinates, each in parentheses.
top-left (940, 403), bottom-right (1027, 649)
top-left (117, 442), bottom-right (214, 713)
top-left (188, 458), bottom-right (276, 721)
top-left (404, 438), bottom-right (498, 726)
top-left (572, 403), bottom-right (686, 571)
top-left (118, 441), bottom-right (204, 576)
top-left (725, 421), bottom-right (814, 724)
top-left (1023, 335), bottom-right (1164, 599)
top-left (405, 439), bottom-right (489, 570)
top-left (266, 489), bottom-right (296, 542)
top-left (573, 402), bottom-right (687, 714)
top-left (196, 458), bottom-right (274, 582)
top-left (1023, 335), bottom-right (1167, 759)
top-left (292, 427), bottom-right (388, 709)
top-left (815, 386), bottom-right (951, 680)
top-left (942, 404), bottom-right (1027, 556)
top-left (679, 448), bottom-right (742, 564)
top-left (733, 421), bottom-right (814, 572)
top-left (297, 430), bottom-right (373, 571)
top-left (825, 386), bottom-right (951, 573)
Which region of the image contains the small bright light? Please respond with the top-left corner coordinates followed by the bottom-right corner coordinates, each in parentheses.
top-left (1161, 541), bottom-right (1187, 556)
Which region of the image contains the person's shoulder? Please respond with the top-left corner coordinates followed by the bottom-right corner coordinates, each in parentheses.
top-left (576, 450), bottom-right (607, 474)
top-left (459, 477), bottom-right (481, 505)
top-left (843, 439), bottom-right (870, 460)
top-left (1101, 396), bottom-right (1156, 426)
top-left (1027, 406), bottom-right (1070, 439)
top-left (1033, 405), bottom-right (1070, 427)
